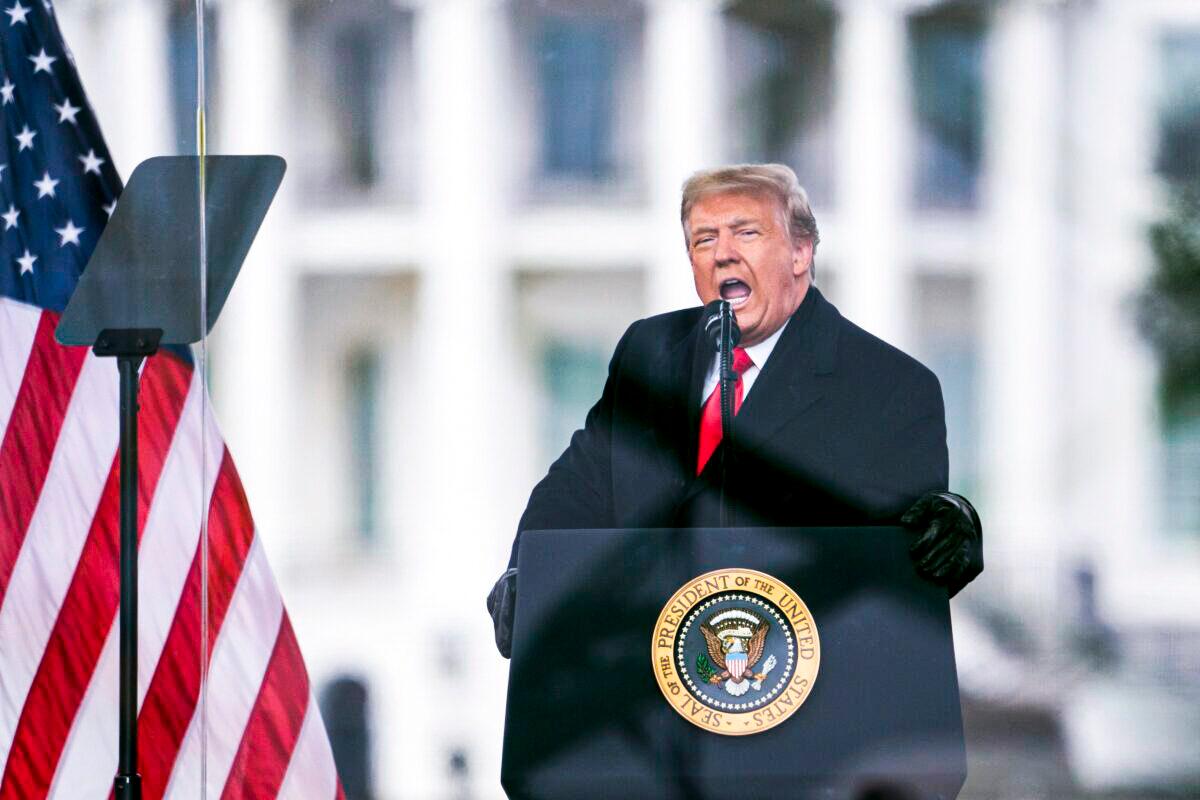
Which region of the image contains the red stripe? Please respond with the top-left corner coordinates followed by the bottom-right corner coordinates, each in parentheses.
top-left (336, 781), bottom-right (346, 800)
top-left (135, 449), bottom-right (256, 800)
top-left (0, 353), bottom-right (192, 799)
top-left (219, 613), bottom-right (310, 800)
top-left (0, 312), bottom-right (87, 608)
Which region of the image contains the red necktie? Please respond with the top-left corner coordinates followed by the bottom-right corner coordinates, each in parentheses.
top-left (696, 347), bottom-right (754, 474)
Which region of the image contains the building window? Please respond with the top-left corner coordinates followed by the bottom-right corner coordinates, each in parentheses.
top-left (335, 23), bottom-right (385, 188)
top-left (346, 347), bottom-right (381, 544)
top-left (723, 2), bottom-right (836, 206)
top-left (540, 340), bottom-right (607, 463)
top-left (167, 0), bottom-right (218, 154)
top-left (538, 16), bottom-right (617, 180)
top-left (908, 6), bottom-right (986, 210)
top-left (517, 270), bottom-right (644, 463)
top-left (1163, 413), bottom-right (1200, 537)
top-left (291, 0), bottom-right (415, 203)
top-left (1157, 31), bottom-right (1200, 184)
top-left (514, 0), bottom-right (643, 201)
top-left (913, 275), bottom-right (980, 499)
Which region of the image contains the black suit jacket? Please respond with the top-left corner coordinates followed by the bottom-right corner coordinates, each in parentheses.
top-left (509, 287), bottom-right (958, 582)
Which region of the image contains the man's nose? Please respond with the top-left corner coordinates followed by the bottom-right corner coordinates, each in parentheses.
top-left (714, 232), bottom-right (739, 265)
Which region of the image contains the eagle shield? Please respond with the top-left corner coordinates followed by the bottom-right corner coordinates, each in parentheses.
top-left (700, 609), bottom-right (769, 696)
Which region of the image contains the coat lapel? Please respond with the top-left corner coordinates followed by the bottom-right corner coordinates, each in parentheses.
top-left (735, 285), bottom-right (838, 446)
top-left (652, 314), bottom-right (709, 477)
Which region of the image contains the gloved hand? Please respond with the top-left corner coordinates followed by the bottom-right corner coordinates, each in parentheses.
top-left (486, 568), bottom-right (518, 659)
top-left (901, 491), bottom-right (983, 597)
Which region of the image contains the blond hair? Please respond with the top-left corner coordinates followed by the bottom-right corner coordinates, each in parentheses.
top-left (680, 163), bottom-right (820, 276)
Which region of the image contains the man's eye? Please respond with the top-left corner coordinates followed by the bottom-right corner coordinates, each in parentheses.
top-left (738, 229), bottom-right (759, 238)
top-left (694, 236), bottom-right (715, 246)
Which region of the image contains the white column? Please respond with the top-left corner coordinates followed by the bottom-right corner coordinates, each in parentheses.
top-left (211, 0), bottom-right (297, 556)
top-left (1066, 4), bottom-right (1181, 620)
top-left (645, 0), bottom-right (724, 314)
top-left (979, 0), bottom-right (1063, 618)
top-left (405, 1), bottom-right (510, 796)
top-left (832, 0), bottom-right (911, 348)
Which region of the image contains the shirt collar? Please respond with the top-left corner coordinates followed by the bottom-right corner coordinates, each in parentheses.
top-left (742, 317), bottom-right (788, 370)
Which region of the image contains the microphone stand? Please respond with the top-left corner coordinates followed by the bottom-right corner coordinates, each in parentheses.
top-left (717, 303), bottom-right (737, 528)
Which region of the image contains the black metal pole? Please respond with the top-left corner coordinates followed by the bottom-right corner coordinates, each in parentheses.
top-left (718, 307), bottom-right (734, 529)
top-left (115, 354), bottom-right (142, 800)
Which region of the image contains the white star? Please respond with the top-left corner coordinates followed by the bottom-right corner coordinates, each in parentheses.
top-left (2, 204), bottom-right (19, 230)
top-left (5, 2), bottom-right (29, 25)
top-left (42, 0), bottom-right (50, 13)
top-left (102, 200), bottom-right (116, 218)
top-left (28, 48), bottom-right (56, 74)
top-left (0, 78), bottom-right (13, 105)
top-left (54, 219), bottom-right (83, 246)
top-left (53, 98), bottom-right (79, 124)
top-left (14, 125), bottom-right (35, 151)
top-left (16, 249), bottom-right (35, 275)
top-left (33, 170), bottom-right (58, 198)
top-left (0, 164), bottom-right (6, 180)
top-left (78, 149), bottom-right (104, 175)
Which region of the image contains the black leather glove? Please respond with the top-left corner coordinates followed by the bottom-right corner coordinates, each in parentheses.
top-left (901, 491), bottom-right (983, 597)
top-left (486, 568), bottom-right (518, 659)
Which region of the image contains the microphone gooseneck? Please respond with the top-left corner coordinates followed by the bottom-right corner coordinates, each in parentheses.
top-left (702, 299), bottom-right (741, 528)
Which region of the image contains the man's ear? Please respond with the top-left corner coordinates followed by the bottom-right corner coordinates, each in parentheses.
top-left (792, 238), bottom-right (814, 278)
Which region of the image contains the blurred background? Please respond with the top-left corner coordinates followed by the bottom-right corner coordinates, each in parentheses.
top-left (54, 0), bottom-right (1200, 797)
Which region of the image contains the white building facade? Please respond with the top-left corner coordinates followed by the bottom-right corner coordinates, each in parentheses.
top-left (58, 0), bottom-right (1200, 797)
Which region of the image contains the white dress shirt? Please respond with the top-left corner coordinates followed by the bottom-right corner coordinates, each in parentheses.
top-left (699, 318), bottom-right (790, 406)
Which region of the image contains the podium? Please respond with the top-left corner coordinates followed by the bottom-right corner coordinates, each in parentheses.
top-left (501, 528), bottom-right (966, 800)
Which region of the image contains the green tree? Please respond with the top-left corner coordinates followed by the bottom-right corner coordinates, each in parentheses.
top-left (1138, 184), bottom-right (1200, 420)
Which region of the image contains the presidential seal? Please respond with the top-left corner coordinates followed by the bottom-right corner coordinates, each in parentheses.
top-left (652, 568), bottom-right (819, 736)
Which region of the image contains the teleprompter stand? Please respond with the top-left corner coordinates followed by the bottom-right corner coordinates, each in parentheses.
top-left (56, 156), bottom-right (286, 800)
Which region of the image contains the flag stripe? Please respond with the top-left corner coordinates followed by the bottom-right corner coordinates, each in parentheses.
top-left (0, 351), bottom-right (117, 773)
top-left (46, 601), bottom-right (120, 800)
top-left (136, 449), bottom-right (256, 800)
top-left (0, 352), bottom-right (192, 798)
top-left (220, 613), bottom-right (310, 800)
top-left (162, 537), bottom-right (284, 800)
top-left (0, 310), bottom-right (87, 607)
top-left (48, 372), bottom-right (223, 800)
top-left (276, 696), bottom-right (341, 800)
top-left (0, 299), bottom-right (41, 436)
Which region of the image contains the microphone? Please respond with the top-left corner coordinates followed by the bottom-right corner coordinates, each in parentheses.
top-left (703, 300), bottom-right (742, 351)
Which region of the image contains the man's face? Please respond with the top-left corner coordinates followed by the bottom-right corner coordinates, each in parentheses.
top-left (686, 191), bottom-right (813, 347)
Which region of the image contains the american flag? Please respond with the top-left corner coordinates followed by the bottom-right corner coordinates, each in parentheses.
top-left (0, 3), bottom-right (342, 797)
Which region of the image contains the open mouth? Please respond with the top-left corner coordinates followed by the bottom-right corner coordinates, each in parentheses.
top-left (720, 279), bottom-right (751, 307)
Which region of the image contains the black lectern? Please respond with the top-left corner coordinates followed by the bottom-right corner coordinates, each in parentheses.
top-left (56, 156), bottom-right (285, 800)
top-left (501, 527), bottom-right (966, 800)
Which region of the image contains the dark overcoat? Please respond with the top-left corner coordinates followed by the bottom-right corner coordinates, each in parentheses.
top-left (509, 286), bottom-right (975, 593)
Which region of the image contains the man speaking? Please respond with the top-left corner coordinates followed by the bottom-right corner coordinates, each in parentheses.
top-left (488, 163), bottom-right (982, 657)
